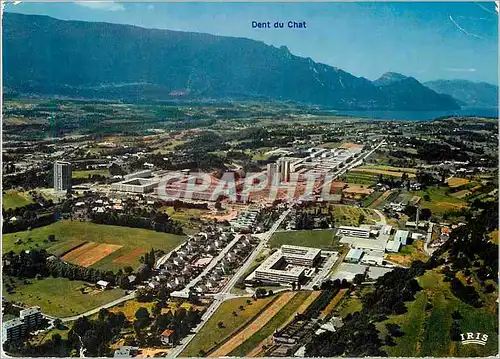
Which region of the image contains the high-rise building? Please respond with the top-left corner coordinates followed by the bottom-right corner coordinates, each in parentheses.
top-left (266, 163), bottom-right (278, 182)
top-left (278, 160), bottom-right (291, 182)
top-left (53, 161), bottom-right (72, 191)
top-left (2, 306), bottom-right (42, 344)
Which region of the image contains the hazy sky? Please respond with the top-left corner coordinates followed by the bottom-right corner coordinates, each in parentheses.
top-left (5, 2), bottom-right (498, 84)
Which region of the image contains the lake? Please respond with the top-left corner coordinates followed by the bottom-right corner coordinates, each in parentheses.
top-left (332, 107), bottom-right (498, 122)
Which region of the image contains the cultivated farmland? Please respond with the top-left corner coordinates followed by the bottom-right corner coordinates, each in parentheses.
top-left (3, 220), bottom-right (186, 270)
top-left (181, 295), bottom-right (276, 357)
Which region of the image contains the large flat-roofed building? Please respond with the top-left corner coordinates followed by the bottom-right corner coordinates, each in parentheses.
top-left (337, 226), bottom-right (371, 238)
top-left (111, 178), bottom-right (159, 193)
top-left (19, 306), bottom-right (42, 328)
top-left (253, 245), bottom-right (321, 284)
top-left (53, 161), bottom-right (72, 191)
top-left (394, 230), bottom-right (410, 245)
top-left (281, 245), bottom-right (321, 267)
top-left (123, 169), bottom-right (152, 181)
top-left (345, 248), bottom-right (364, 263)
top-left (254, 252), bottom-right (306, 284)
top-left (2, 306), bottom-right (42, 344)
top-left (2, 318), bottom-right (27, 344)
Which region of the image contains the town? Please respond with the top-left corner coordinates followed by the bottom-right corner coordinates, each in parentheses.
top-left (2, 99), bottom-right (498, 358)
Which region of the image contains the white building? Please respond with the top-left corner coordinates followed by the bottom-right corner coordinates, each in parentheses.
top-left (53, 161), bottom-right (72, 191)
top-left (337, 226), bottom-right (371, 238)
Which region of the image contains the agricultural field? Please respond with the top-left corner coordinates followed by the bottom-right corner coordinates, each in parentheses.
top-left (3, 220), bottom-right (186, 271)
top-left (351, 166), bottom-right (416, 178)
top-left (409, 186), bottom-right (466, 215)
top-left (3, 277), bottom-right (125, 317)
top-left (228, 291), bottom-right (312, 357)
top-left (181, 295), bottom-right (276, 357)
top-left (446, 177), bottom-right (470, 188)
top-left (332, 205), bottom-right (380, 226)
top-left (358, 165), bottom-right (418, 174)
top-left (269, 229), bottom-right (338, 250)
top-left (341, 172), bottom-right (378, 186)
top-left (377, 270), bottom-right (498, 357)
top-left (2, 190), bottom-right (33, 210)
top-left (72, 169), bottom-right (110, 179)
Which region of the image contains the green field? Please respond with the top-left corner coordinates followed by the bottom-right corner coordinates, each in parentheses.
top-left (378, 270), bottom-right (498, 357)
top-left (341, 172), bottom-right (378, 186)
top-left (181, 296), bottom-right (276, 357)
top-left (2, 190), bottom-right (33, 210)
top-left (3, 277), bottom-right (125, 317)
top-left (3, 220), bottom-right (186, 270)
top-left (333, 205), bottom-right (379, 226)
top-left (409, 186), bottom-right (466, 215)
top-left (72, 169), bottom-right (110, 179)
top-left (269, 229), bottom-right (338, 250)
top-left (229, 291), bottom-right (312, 356)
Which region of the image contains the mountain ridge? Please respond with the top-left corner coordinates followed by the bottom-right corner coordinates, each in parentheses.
top-left (424, 79), bottom-right (498, 107)
top-left (3, 12), bottom-right (460, 111)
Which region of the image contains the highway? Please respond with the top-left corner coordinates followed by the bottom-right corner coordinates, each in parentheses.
top-left (167, 207), bottom-right (292, 358)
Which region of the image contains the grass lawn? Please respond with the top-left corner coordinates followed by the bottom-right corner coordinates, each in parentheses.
top-left (337, 295), bottom-right (363, 318)
top-left (181, 296), bottom-right (275, 357)
top-left (3, 220), bottom-right (186, 270)
top-left (2, 190), bottom-right (33, 210)
top-left (269, 230), bottom-right (338, 250)
top-left (3, 277), bottom-right (125, 317)
top-left (229, 291), bottom-right (312, 356)
top-left (379, 270), bottom-right (498, 357)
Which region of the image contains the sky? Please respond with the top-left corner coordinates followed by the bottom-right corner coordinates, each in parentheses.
top-left (4, 1), bottom-right (499, 84)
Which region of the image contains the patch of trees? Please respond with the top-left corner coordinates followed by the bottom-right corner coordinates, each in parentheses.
top-left (450, 278), bottom-right (482, 308)
top-left (3, 211), bottom-right (57, 234)
top-left (91, 211), bottom-right (183, 235)
top-left (149, 307), bottom-right (202, 346)
top-left (306, 311), bottom-right (385, 357)
top-left (306, 261), bottom-right (428, 357)
top-left (2, 249), bottom-right (117, 287)
top-left (68, 309), bottom-right (128, 356)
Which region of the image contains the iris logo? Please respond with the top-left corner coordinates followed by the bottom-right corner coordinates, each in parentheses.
top-left (460, 332), bottom-right (488, 346)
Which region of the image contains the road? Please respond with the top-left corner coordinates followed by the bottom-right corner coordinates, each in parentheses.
top-left (331, 139), bottom-right (386, 181)
top-left (423, 222), bottom-right (435, 256)
top-left (167, 207), bottom-right (292, 358)
top-left (59, 292), bottom-right (136, 323)
top-left (179, 234), bottom-right (243, 295)
top-left (373, 209), bottom-right (387, 225)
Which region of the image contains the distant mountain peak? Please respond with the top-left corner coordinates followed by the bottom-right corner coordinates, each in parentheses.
top-left (373, 72), bottom-right (408, 86)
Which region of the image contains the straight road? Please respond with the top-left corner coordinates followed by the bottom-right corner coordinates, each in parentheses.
top-left (167, 208), bottom-right (292, 358)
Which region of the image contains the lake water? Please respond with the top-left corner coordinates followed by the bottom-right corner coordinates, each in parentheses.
top-left (332, 107), bottom-right (498, 122)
